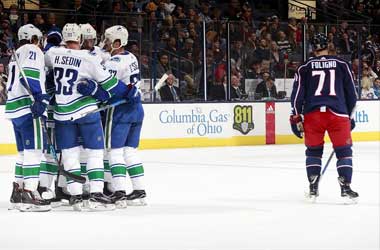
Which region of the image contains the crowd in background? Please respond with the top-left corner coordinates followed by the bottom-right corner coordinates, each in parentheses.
top-left (0, 0), bottom-right (380, 104)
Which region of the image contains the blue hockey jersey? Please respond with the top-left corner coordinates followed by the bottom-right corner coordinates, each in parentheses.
top-left (290, 55), bottom-right (357, 117)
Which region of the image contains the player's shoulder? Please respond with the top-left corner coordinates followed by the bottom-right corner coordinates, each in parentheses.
top-left (18, 43), bottom-right (42, 54)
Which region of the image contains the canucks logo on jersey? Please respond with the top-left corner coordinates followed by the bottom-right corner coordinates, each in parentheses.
top-left (233, 105), bottom-right (254, 135)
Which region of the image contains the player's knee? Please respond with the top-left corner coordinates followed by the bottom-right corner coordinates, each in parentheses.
top-left (62, 147), bottom-right (81, 167)
top-left (108, 148), bottom-right (124, 162)
top-left (17, 151), bottom-right (24, 163)
top-left (86, 149), bottom-right (104, 160)
top-left (305, 146), bottom-right (323, 158)
top-left (23, 150), bottom-right (42, 164)
top-left (334, 145), bottom-right (352, 159)
top-left (124, 146), bottom-right (137, 156)
top-left (124, 147), bottom-right (140, 165)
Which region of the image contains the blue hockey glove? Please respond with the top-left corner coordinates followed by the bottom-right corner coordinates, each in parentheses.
top-left (125, 84), bottom-right (141, 104)
top-left (350, 119), bottom-right (355, 131)
top-left (77, 80), bottom-right (111, 102)
top-left (31, 93), bottom-right (50, 118)
top-left (77, 79), bottom-right (97, 96)
top-left (289, 114), bottom-right (304, 139)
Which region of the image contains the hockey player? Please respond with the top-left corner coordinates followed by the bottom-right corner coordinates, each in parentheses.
top-left (77, 25), bottom-right (146, 207)
top-left (80, 23), bottom-right (110, 64)
top-left (290, 33), bottom-right (359, 203)
top-left (6, 24), bottom-right (51, 211)
top-left (44, 23), bottom-right (132, 211)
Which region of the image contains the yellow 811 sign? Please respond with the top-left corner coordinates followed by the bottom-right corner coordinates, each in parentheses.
top-left (233, 105), bottom-right (254, 135)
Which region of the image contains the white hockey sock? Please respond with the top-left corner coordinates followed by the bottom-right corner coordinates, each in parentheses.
top-left (23, 149), bottom-right (43, 191)
top-left (109, 148), bottom-right (127, 191)
top-left (124, 147), bottom-right (145, 190)
top-left (103, 150), bottom-right (112, 183)
top-left (86, 149), bottom-right (104, 193)
top-left (15, 152), bottom-right (24, 187)
top-left (62, 147), bottom-right (82, 195)
top-left (39, 153), bottom-right (57, 189)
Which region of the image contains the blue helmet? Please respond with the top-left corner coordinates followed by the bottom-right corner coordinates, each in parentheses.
top-left (311, 33), bottom-right (328, 51)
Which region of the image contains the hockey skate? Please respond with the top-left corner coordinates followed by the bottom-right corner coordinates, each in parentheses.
top-left (9, 182), bottom-right (22, 210)
top-left (306, 175), bottom-right (320, 203)
top-left (110, 191), bottom-right (128, 209)
top-left (70, 195), bottom-right (85, 211)
top-left (338, 177), bottom-right (359, 204)
top-left (88, 192), bottom-right (115, 211)
top-left (126, 190), bottom-right (147, 206)
top-left (50, 186), bottom-right (71, 207)
top-left (20, 189), bottom-right (51, 212)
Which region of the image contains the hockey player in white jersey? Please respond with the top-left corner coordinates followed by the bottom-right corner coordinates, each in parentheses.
top-left (6, 24), bottom-right (51, 212)
top-left (78, 25), bottom-right (146, 207)
top-left (45, 23), bottom-right (132, 211)
top-left (80, 23), bottom-right (110, 64)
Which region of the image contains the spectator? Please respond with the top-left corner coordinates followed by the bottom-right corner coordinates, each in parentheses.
top-left (246, 59), bottom-right (262, 79)
top-left (209, 75), bottom-right (226, 101)
top-left (373, 60), bottom-right (380, 76)
top-left (0, 33), bottom-right (10, 57)
top-left (255, 72), bottom-right (277, 99)
top-left (373, 78), bottom-right (380, 99)
top-left (198, 0), bottom-right (212, 23)
top-left (361, 76), bottom-right (376, 99)
top-left (159, 74), bottom-right (181, 102)
top-left (0, 63), bottom-right (7, 104)
top-left (276, 31), bottom-right (292, 55)
top-left (270, 41), bottom-right (283, 77)
top-left (157, 53), bottom-right (172, 78)
top-left (140, 54), bottom-right (150, 79)
top-left (230, 75), bottom-right (245, 100)
top-left (339, 32), bottom-right (354, 54)
top-left (254, 38), bottom-right (270, 62)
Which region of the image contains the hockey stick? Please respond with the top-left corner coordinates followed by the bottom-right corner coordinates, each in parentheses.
top-left (69, 73), bottom-right (169, 121)
top-left (320, 150), bottom-right (334, 180)
top-left (11, 49), bottom-right (86, 184)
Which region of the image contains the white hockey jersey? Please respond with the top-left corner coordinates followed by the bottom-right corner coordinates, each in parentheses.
top-left (45, 47), bottom-right (118, 121)
top-left (5, 44), bottom-right (46, 119)
top-left (104, 51), bottom-right (141, 88)
top-left (92, 46), bottom-right (111, 64)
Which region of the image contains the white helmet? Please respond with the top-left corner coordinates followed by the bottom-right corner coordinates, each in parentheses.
top-left (80, 23), bottom-right (97, 44)
top-left (104, 25), bottom-right (129, 50)
top-left (62, 23), bottom-right (82, 43)
top-left (18, 24), bottom-right (43, 42)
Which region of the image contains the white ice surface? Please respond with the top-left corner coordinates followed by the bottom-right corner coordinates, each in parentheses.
top-left (0, 142), bottom-right (379, 250)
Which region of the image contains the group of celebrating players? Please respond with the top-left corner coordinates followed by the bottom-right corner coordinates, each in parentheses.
top-left (6, 22), bottom-right (146, 212)
top-left (5, 20), bottom-right (360, 212)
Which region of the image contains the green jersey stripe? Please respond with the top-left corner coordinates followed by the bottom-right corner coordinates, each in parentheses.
top-left (55, 96), bottom-right (96, 113)
top-left (5, 97), bottom-right (32, 111)
top-left (23, 69), bottom-right (40, 79)
top-left (101, 77), bottom-right (118, 91)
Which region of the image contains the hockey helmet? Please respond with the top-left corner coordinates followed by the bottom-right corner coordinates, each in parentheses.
top-left (311, 33), bottom-right (328, 51)
top-left (62, 23), bottom-right (82, 43)
top-left (104, 25), bottom-right (129, 50)
top-left (80, 23), bottom-right (97, 44)
top-left (18, 24), bottom-right (43, 42)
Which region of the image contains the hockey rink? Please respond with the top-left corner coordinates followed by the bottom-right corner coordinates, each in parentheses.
top-left (0, 142), bottom-right (378, 250)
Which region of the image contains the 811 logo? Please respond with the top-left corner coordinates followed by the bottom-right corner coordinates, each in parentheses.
top-left (233, 105), bottom-right (254, 135)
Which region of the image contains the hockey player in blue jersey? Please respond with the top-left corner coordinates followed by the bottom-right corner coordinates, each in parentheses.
top-left (290, 33), bottom-right (358, 203)
top-left (77, 25), bottom-right (146, 207)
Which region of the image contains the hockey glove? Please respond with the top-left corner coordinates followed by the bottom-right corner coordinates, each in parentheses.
top-left (31, 93), bottom-right (50, 118)
top-left (289, 114), bottom-right (304, 139)
top-left (77, 80), bottom-right (111, 102)
top-left (350, 119), bottom-right (355, 131)
top-left (125, 84), bottom-right (141, 105)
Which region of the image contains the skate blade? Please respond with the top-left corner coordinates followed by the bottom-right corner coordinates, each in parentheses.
top-left (115, 200), bottom-right (128, 209)
top-left (72, 202), bottom-right (86, 212)
top-left (304, 191), bottom-right (318, 203)
top-left (88, 201), bottom-right (116, 211)
top-left (50, 201), bottom-right (63, 208)
top-left (8, 203), bottom-right (22, 211)
top-left (127, 198), bottom-right (147, 206)
top-left (341, 196), bottom-right (359, 205)
top-left (19, 204), bottom-right (52, 212)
